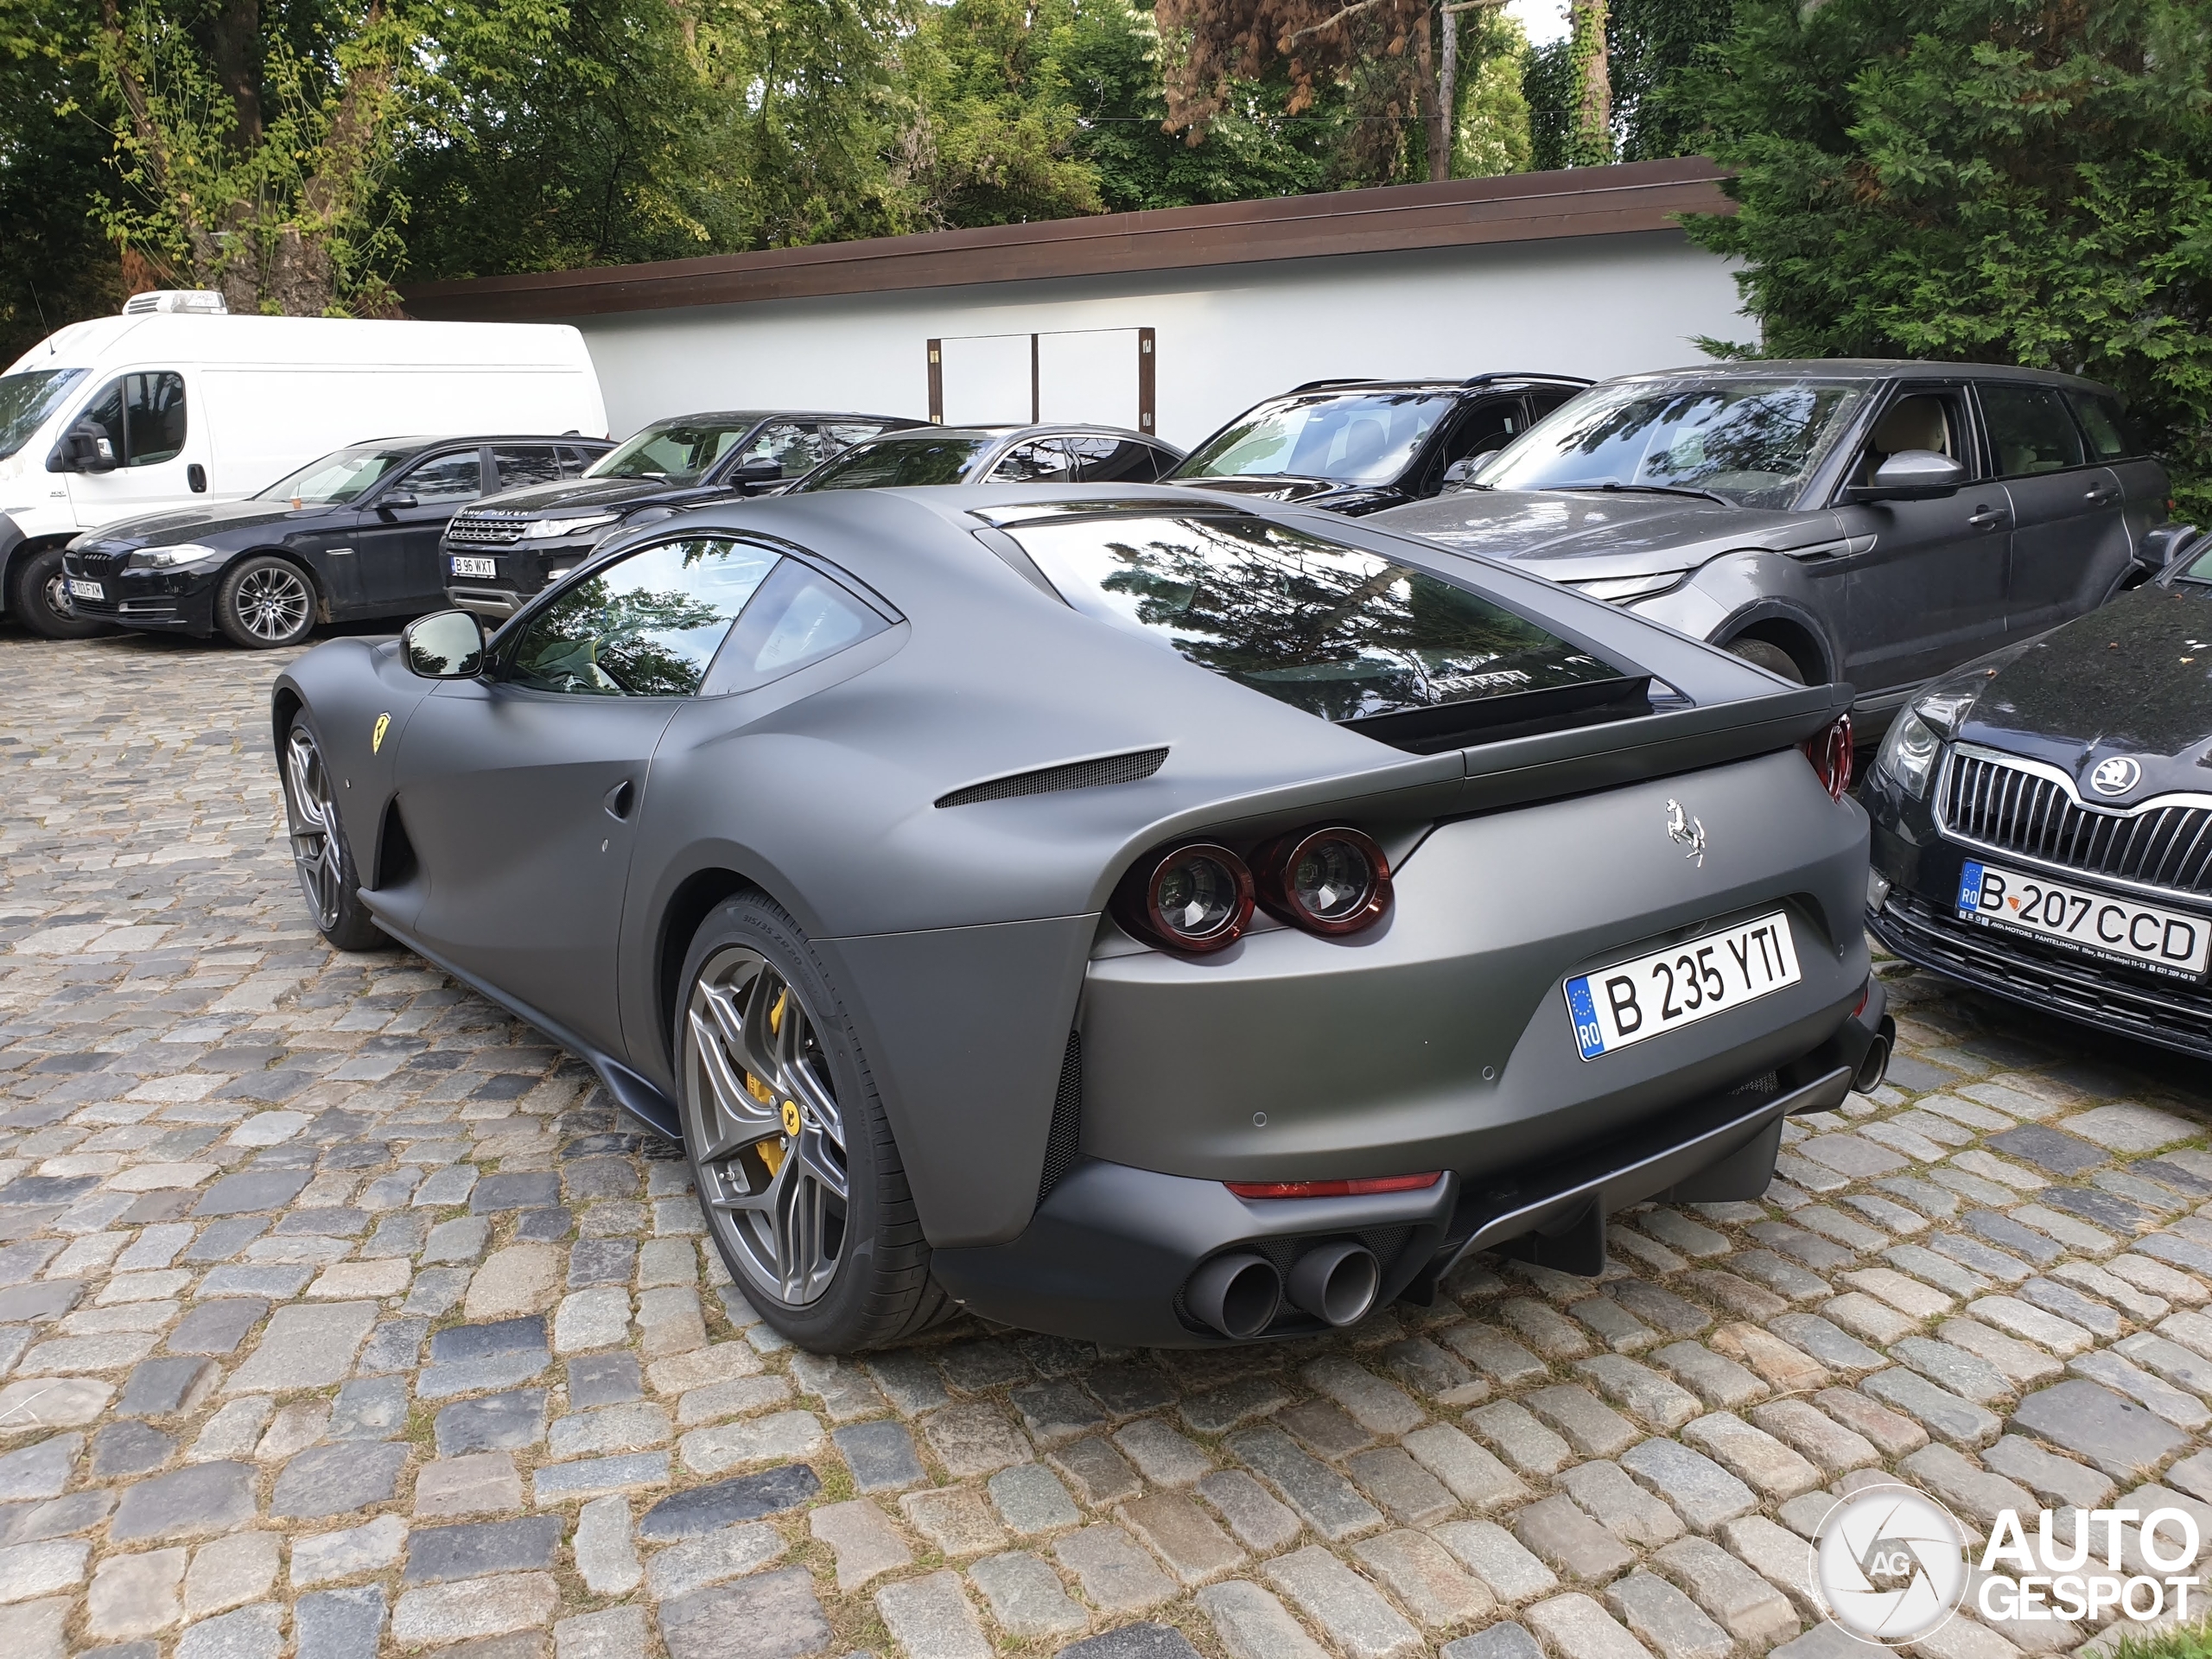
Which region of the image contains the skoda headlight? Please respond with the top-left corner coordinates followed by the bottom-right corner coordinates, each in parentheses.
top-left (1572, 569), bottom-right (1691, 603)
top-left (127, 542), bottom-right (224, 570)
top-left (1876, 688), bottom-right (1979, 800)
top-left (522, 514), bottom-right (618, 542)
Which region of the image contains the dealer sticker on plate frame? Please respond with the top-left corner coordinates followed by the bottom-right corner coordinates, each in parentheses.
top-left (1564, 911), bottom-right (1802, 1061)
top-left (1955, 859), bottom-right (2210, 978)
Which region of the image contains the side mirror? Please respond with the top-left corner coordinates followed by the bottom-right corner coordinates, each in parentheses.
top-left (2141, 522), bottom-right (2202, 576)
top-left (379, 493), bottom-right (419, 513)
top-left (403, 610), bottom-right (485, 678)
top-left (728, 458), bottom-right (784, 494)
top-left (1849, 449), bottom-right (1966, 503)
top-left (48, 424), bottom-right (117, 474)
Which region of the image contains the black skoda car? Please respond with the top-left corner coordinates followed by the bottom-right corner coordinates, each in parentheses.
top-left (60, 435), bottom-right (611, 649)
top-left (442, 410), bottom-right (918, 620)
top-left (1864, 526), bottom-right (2212, 1056)
top-left (1167, 372), bottom-right (1590, 515)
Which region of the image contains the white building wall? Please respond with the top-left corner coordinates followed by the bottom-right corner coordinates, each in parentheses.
top-left (569, 229), bottom-right (1749, 448)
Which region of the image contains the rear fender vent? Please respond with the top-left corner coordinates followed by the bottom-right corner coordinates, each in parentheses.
top-left (937, 747), bottom-right (1167, 809)
top-left (1037, 1031), bottom-right (1083, 1204)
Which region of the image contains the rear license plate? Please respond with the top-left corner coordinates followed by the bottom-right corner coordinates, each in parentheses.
top-left (1565, 912), bottom-right (1801, 1060)
top-left (67, 578), bottom-right (104, 601)
top-left (1956, 860), bottom-right (2209, 978)
top-left (449, 556), bottom-right (497, 578)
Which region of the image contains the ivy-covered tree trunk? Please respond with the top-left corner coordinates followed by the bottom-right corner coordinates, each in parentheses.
top-left (1567, 0), bottom-right (1610, 166)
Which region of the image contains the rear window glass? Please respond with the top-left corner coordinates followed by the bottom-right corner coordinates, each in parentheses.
top-left (1001, 512), bottom-right (1630, 738)
top-left (2066, 390), bottom-right (2140, 462)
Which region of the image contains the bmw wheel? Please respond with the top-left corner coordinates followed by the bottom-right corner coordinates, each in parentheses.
top-left (280, 714), bottom-right (389, 951)
top-left (677, 893), bottom-right (950, 1352)
top-left (217, 556), bottom-right (316, 648)
top-left (10, 545), bottom-right (114, 639)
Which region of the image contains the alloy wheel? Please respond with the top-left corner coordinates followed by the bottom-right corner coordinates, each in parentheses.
top-left (237, 566), bottom-right (311, 642)
top-left (683, 946), bottom-right (849, 1306)
top-left (283, 725), bottom-right (344, 931)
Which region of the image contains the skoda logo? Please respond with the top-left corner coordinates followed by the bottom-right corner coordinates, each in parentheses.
top-left (1813, 1486), bottom-right (1967, 1644)
top-left (2089, 756), bottom-right (2142, 797)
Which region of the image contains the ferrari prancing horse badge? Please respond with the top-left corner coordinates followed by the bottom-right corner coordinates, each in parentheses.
top-left (372, 713), bottom-right (391, 753)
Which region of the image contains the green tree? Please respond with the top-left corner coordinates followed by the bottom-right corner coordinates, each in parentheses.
top-left (1451, 4), bottom-right (1529, 176)
top-left (1606, 0), bottom-right (1729, 162)
top-left (1679, 0), bottom-right (2212, 512)
top-left (0, 0), bottom-right (121, 364)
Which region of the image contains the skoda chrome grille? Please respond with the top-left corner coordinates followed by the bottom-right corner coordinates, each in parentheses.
top-left (1940, 746), bottom-right (2212, 900)
top-left (446, 514), bottom-right (529, 546)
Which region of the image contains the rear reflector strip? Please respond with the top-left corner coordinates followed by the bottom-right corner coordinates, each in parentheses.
top-left (1225, 1172), bottom-right (1442, 1200)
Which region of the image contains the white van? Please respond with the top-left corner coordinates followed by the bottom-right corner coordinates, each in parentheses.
top-left (0, 291), bottom-right (607, 636)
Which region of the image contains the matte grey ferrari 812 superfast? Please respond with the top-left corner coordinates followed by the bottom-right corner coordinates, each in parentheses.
top-left (270, 484), bottom-right (1890, 1352)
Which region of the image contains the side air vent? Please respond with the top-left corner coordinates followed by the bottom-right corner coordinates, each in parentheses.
top-left (936, 747), bottom-right (1168, 809)
top-left (1037, 1031), bottom-right (1084, 1204)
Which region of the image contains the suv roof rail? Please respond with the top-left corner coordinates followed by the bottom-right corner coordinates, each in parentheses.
top-left (1462, 372), bottom-right (1593, 389)
top-left (1287, 378), bottom-right (1376, 393)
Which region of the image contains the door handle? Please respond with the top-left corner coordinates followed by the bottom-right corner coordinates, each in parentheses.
top-left (2084, 484), bottom-right (2118, 504)
top-left (603, 779), bottom-right (636, 821)
top-left (1967, 506), bottom-right (2009, 529)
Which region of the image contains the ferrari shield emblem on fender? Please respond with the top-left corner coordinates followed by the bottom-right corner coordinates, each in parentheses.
top-left (372, 713), bottom-right (391, 754)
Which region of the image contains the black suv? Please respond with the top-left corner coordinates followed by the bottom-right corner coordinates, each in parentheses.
top-left (442, 410), bottom-right (919, 619)
top-left (1167, 372), bottom-right (1590, 515)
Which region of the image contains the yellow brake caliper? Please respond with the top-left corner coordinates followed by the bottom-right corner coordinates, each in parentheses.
top-left (748, 988), bottom-right (794, 1176)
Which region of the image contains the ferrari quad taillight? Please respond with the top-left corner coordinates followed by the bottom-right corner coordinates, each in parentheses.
top-left (1114, 842), bottom-right (1255, 953)
top-left (1802, 713), bottom-right (1853, 802)
top-left (1253, 824), bottom-right (1393, 938)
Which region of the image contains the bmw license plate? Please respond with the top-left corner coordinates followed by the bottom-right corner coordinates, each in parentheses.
top-left (67, 578), bottom-right (103, 601)
top-left (1565, 912), bottom-right (1801, 1060)
top-left (1956, 860), bottom-right (2209, 978)
top-left (449, 556), bottom-right (497, 579)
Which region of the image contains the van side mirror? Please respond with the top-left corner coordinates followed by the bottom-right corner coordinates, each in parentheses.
top-left (403, 610), bottom-right (485, 678)
top-left (1848, 449), bottom-right (1966, 503)
top-left (48, 424), bottom-right (116, 474)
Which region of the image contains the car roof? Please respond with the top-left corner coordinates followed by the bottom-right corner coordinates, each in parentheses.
top-left (1265, 375), bottom-right (1592, 397)
top-left (349, 434), bottom-right (613, 450)
top-left (632, 410), bottom-right (918, 428)
top-left (857, 423), bottom-right (1165, 442)
top-left (1608, 359), bottom-right (2114, 391)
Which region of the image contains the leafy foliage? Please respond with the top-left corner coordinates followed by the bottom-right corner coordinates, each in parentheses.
top-left (1678, 0), bottom-right (2212, 513)
top-left (0, 0), bottom-right (121, 365)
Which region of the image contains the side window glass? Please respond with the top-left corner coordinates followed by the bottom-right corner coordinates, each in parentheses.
top-left (1527, 391), bottom-right (1578, 421)
top-left (79, 379), bottom-right (124, 464)
top-left (2066, 391), bottom-right (2134, 462)
top-left (493, 445), bottom-right (563, 490)
top-left (1063, 435), bottom-right (1164, 482)
top-left (737, 422), bottom-right (830, 478)
top-left (508, 537), bottom-right (782, 696)
top-left (702, 558), bottom-right (892, 696)
top-left (821, 422), bottom-right (888, 449)
top-left (989, 439), bottom-right (1077, 483)
top-left (1854, 391), bottom-right (1970, 485)
top-left (404, 451), bottom-right (485, 505)
top-left (557, 445), bottom-right (600, 476)
top-left (124, 372), bottom-right (187, 466)
top-left (1981, 385), bottom-right (2086, 476)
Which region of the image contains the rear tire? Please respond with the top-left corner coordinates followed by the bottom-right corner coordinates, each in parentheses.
top-left (216, 555), bottom-right (316, 648)
top-left (10, 546), bottom-right (114, 639)
top-left (1725, 637), bottom-right (1806, 683)
top-left (676, 893), bottom-right (953, 1353)
top-left (280, 712), bottom-right (389, 951)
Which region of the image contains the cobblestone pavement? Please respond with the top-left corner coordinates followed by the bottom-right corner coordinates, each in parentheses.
top-left (7, 626), bottom-right (2212, 1659)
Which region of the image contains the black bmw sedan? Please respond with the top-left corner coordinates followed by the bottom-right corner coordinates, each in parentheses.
top-left (60, 435), bottom-right (610, 648)
top-left (1865, 528), bottom-right (2212, 1056)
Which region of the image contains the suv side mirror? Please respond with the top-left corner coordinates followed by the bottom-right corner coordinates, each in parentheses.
top-left (728, 458), bottom-right (784, 494)
top-left (2140, 522), bottom-right (2201, 577)
top-left (403, 610), bottom-right (485, 678)
top-left (379, 493), bottom-right (419, 513)
top-left (1849, 449), bottom-right (1966, 503)
top-left (48, 424), bottom-right (117, 474)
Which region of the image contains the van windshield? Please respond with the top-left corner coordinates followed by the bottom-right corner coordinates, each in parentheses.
top-left (0, 368), bottom-right (86, 460)
top-left (256, 447), bottom-right (414, 505)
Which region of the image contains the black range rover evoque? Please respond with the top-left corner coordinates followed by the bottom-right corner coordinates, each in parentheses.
top-left (442, 409), bottom-right (918, 620)
top-left (1864, 526), bottom-right (2212, 1057)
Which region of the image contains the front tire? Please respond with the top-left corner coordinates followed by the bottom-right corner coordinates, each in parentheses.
top-left (280, 714), bottom-right (389, 951)
top-left (10, 546), bottom-right (114, 639)
top-left (216, 556), bottom-right (316, 648)
top-left (677, 893), bottom-right (950, 1353)
top-left (1725, 636), bottom-right (1807, 683)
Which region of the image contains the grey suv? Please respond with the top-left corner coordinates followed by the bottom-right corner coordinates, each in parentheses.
top-left (1377, 361), bottom-right (2169, 728)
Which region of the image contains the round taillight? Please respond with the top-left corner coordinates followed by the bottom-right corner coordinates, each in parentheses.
top-left (1802, 713), bottom-right (1854, 803)
top-left (1117, 842), bottom-right (1254, 953)
top-left (1255, 825), bottom-right (1391, 937)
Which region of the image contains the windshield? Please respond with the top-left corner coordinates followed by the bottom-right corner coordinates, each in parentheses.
top-left (1175, 392), bottom-right (1457, 485)
top-left (255, 447), bottom-right (414, 505)
top-left (1474, 378), bottom-right (1868, 509)
top-left (587, 421), bottom-right (759, 486)
top-left (0, 368), bottom-right (86, 460)
top-left (1003, 511), bottom-right (1623, 727)
top-left (791, 435), bottom-right (988, 490)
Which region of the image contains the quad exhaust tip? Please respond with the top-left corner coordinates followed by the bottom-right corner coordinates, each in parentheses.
top-left (1286, 1240), bottom-right (1380, 1327)
top-left (1186, 1253), bottom-right (1280, 1339)
top-left (1853, 1014), bottom-right (1897, 1096)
